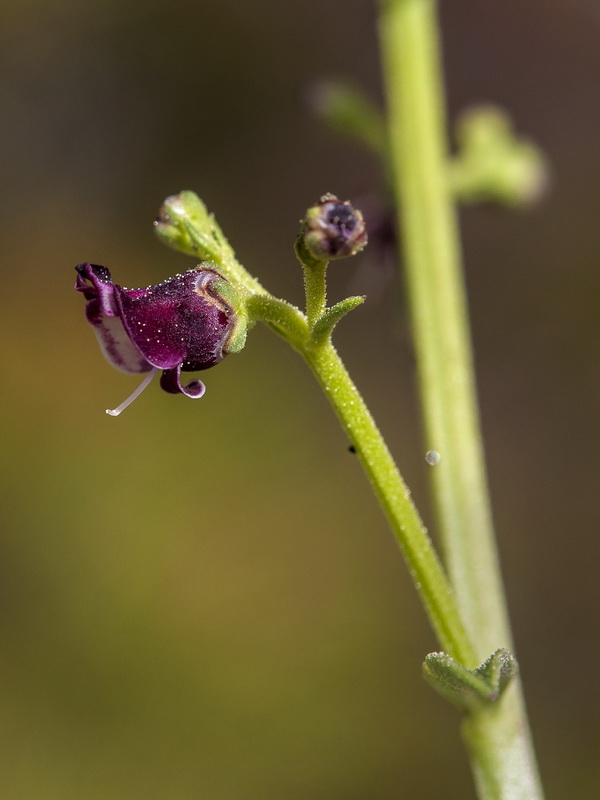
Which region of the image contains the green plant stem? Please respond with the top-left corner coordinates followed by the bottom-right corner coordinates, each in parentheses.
top-left (302, 340), bottom-right (475, 666)
top-left (378, 0), bottom-right (544, 798)
top-left (302, 260), bottom-right (328, 326)
top-left (245, 255), bottom-right (475, 664)
top-left (379, 0), bottom-right (507, 651)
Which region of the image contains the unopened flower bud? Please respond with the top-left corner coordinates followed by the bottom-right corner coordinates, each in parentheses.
top-left (301, 194), bottom-right (368, 261)
top-left (154, 191), bottom-right (218, 259)
top-left (451, 107), bottom-right (549, 207)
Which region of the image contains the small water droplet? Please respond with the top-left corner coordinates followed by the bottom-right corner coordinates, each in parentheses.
top-left (425, 450), bottom-right (440, 466)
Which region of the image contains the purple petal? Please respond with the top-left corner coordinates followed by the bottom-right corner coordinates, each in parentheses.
top-left (75, 263), bottom-right (119, 316)
top-left (160, 366), bottom-right (206, 398)
top-left (75, 263), bottom-right (237, 402)
top-left (114, 269), bottom-right (232, 371)
top-left (75, 263), bottom-right (151, 374)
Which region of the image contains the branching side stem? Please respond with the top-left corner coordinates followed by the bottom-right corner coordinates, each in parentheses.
top-left (303, 339), bottom-right (475, 665)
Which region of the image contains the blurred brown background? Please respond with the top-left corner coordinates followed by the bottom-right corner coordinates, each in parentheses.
top-left (1, 1), bottom-right (599, 798)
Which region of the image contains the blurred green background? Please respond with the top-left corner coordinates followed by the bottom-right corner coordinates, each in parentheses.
top-left (1, 1), bottom-right (599, 797)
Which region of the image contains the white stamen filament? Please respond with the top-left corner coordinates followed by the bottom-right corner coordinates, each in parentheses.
top-left (106, 367), bottom-right (159, 416)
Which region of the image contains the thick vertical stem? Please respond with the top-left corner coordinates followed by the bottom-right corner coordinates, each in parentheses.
top-left (378, 1), bottom-right (544, 797)
top-left (380, 0), bottom-right (507, 656)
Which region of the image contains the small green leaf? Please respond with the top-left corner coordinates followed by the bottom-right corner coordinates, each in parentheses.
top-left (473, 648), bottom-right (518, 701)
top-left (311, 296), bottom-right (365, 344)
top-left (423, 648), bottom-right (518, 712)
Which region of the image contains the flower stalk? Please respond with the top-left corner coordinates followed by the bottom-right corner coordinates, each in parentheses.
top-left (302, 338), bottom-right (475, 664)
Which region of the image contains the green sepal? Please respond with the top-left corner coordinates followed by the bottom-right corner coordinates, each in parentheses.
top-left (209, 272), bottom-right (249, 355)
top-left (180, 220), bottom-right (226, 265)
top-left (154, 191), bottom-right (233, 267)
top-left (311, 296), bottom-right (365, 344)
top-left (423, 648), bottom-right (518, 712)
top-left (294, 233), bottom-right (326, 271)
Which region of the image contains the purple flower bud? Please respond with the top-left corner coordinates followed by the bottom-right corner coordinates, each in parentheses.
top-left (75, 263), bottom-right (247, 415)
top-left (302, 193), bottom-right (368, 261)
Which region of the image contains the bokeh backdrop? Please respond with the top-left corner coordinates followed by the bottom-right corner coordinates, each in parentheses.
top-left (1, 1), bottom-right (599, 798)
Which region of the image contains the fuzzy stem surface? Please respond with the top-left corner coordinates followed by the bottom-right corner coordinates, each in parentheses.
top-left (303, 340), bottom-right (475, 666)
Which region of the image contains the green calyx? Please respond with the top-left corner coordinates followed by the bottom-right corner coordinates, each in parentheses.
top-left (154, 191), bottom-right (226, 262)
top-left (209, 273), bottom-right (249, 355)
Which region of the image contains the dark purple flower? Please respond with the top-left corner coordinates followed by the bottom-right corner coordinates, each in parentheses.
top-left (75, 262), bottom-right (247, 415)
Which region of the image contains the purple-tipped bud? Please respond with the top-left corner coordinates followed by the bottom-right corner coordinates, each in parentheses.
top-left (301, 194), bottom-right (368, 261)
